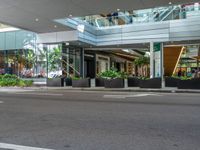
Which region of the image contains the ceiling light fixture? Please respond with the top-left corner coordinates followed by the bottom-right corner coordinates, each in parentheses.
top-left (54, 25), bottom-right (57, 28)
top-left (35, 18), bottom-right (39, 22)
top-left (117, 9), bottom-right (120, 12)
top-left (169, 2), bottom-right (172, 5)
top-left (69, 14), bottom-right (73, 17)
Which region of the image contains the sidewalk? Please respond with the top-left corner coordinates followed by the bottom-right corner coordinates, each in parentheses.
top-left (0, 86), bottom-right (199, 94)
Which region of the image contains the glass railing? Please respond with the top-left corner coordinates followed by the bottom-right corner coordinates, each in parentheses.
top-left (71, 2), bottom-right (200, 28)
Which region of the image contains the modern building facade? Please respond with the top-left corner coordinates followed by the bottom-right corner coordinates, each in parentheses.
top-left (0, 1), bottom-right (200, 84)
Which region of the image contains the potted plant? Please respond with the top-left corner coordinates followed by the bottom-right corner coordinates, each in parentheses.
top-left (47, 77), bottom-right (65, 87)
top-left (72, 77), bottom-right (91, 88)
top-left (95, 77), bottom-right (105, 87)
top-left (165, 76), bottom-right (180, 87)
top-left (177, 77), bottom-right (200, 89)
top-left (65, 77), bottom-right (72, 86)
top-left (98, 69), bottom-right (126, 88)
top-left (127, 77), bottom-right (141, 87)
top-left (139, 77), bottom-right (162, 88)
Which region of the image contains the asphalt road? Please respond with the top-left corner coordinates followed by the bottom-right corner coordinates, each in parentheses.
top-left (0, 90), bottom-right (200, 150)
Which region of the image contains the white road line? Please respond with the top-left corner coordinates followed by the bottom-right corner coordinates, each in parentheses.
top-left (103, 93), bottom-right (162, 99)
top-left (0, 142), bottom-right (54, 150)
top-left (15, 93), bottom-right (63, 96)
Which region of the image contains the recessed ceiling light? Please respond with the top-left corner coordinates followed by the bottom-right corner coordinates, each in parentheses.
top-left (35, 18), bottom-right (39, 22)
top-left (54, 25), bottom-right (57, 28)
top-left (169, 2), bottom-right (172, 5)
top-left (69, 14), bottom-right (73, 17)
top-left (117, 9), bottom-right (120, 11)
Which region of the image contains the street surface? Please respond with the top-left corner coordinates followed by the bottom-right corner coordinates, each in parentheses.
top-left (0, 89), bottom-right (200, 150)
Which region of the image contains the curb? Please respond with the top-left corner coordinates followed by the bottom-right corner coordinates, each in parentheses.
top-left (35, 87), bottom-right (200, 94)
top-left (0, 87), bottom-right (200, 94)
top-left (70, 88), bottom-right (200, 94)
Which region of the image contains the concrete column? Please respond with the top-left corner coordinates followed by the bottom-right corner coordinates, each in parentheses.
top-left (150, 42), bottom-right (164, 87)
top-left (160, 43), bottom-right (165, 88)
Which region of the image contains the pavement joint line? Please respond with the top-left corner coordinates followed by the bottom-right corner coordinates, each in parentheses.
top-left (0, 142), bottom-right (54, 150)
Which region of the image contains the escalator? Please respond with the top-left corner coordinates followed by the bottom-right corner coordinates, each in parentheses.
top-left (159, 6), bottom-right (181, 21)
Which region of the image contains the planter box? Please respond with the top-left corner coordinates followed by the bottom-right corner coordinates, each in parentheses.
top-left (178, 79), bottom-right (200, 89)
top-left (65, 78), bottom-right (72, 86)
top-left (165, 77), bottom-right (180, 87)
top-left (95, 78), bottom-right (105, 87)
top-left (104, 78), bottom-right (124, 88)
top-left (140, 78), bottom-right (162, 88)
top-left (72, 78), bottom-right (91, 88)
top-left (127, 77), bottom-right (140, 87)
top-left (47, 78), bottom-right (64, 87)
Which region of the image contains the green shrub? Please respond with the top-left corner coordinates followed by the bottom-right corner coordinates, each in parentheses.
top-left (23, 80), bottom-right (33, 86)
top-left (138, 76), bottom-right (150, 80)
top-left (98, 69), bottom-right (127, 79)
top-left (72, 77), bottom-right (81, 80)
top-left (0, 74), bottom-right (33, 87)
top-left (171, 75), bottom-right (192, 80)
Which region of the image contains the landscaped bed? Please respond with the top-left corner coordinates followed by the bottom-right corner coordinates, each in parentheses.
top-left (0, 74), bottom-right (33, 87)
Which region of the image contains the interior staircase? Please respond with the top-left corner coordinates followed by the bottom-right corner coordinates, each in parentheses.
top-left (164, 46), bottom-right (184, 76)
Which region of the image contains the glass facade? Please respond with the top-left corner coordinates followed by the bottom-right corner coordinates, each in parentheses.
top-left (0, 42), bottom-right (83, 79)
top-left (61, 45), bottom-right (82, 78)
top-left (0, 48), bottom-right (47, 78)
top-left (0, 29), bottom-right (48, 78)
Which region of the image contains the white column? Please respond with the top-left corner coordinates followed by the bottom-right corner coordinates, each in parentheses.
top-left (160, 43), bottom-right (165, 88)
top-left (150, 42), bottom-right (154, 78)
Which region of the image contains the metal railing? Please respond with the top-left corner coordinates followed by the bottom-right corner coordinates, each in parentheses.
top-left (72, 3), bottom-right (200, 28)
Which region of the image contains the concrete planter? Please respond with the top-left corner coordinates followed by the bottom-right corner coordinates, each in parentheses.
top-left (95, 78), bottom-right (105, 87)
top-left (127, 77), bottom-right (140, 87)
top-left (47, 78), bottom-right (64, 87)
top-left (178, 79), bottom-right (200, 89)
top-left (72, 78), bottom-right (91, 88)
top-left (104, 78), bottom-right (124, 88)
top-left (139, 78), bottom-right (162, 88)
top-left (65, 78), bottom-right (72, 86)
top-left (165, 77), bottom-right (180, 87)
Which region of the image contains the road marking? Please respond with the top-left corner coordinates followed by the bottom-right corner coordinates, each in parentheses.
top-left (103, 93), bottom-right (161, 99)
top-left (0, 142), bottom-right (54, 150)
top-left (15, 93), bottom-right (63, 96)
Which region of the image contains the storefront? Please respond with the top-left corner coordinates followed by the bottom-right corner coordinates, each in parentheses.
top-left (0, 49), bottom-right (47, 78)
